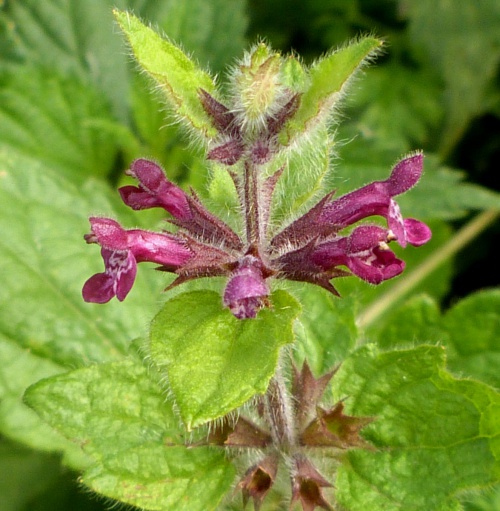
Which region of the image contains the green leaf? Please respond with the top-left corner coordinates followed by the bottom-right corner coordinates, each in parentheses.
top-left (0, 334), bottom-right (88, 467)
top-left (114, 9), bottom-right (218, 139)
top-left (272, 124), bottom-right (331, 223)
top-left (443, 289), bottom-right (500, 389)
top-left (369, 289), bottom-right (500, 389)
top-left (463, 484), bottom-right (500, 511)
top-left (0, 149), bottom-right (168, 454)
top-left (279, 37), bottom-right (382, 145)
top-left (346, 62), bottom-right (444, 151)
top-left (149, 290), bottom-right (301, 428)
top-left (405, 157), bottom-right (500, 221)
top-left (331, 345), bottom-right (500, 511)
top-left (292, 284), bottom-right (358, 374)
top-left (0, 66), bottom-right (119, 183)
top-left (371, 294), bottom-right (444, 349)
top-left (25, 359), bottom-right (235, 511)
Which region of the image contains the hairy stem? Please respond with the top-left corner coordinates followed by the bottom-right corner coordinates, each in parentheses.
top-left (264, 362), bottom-right (296, 449)
top-left (244, 161), bottom-right (261, 247)
top-left (357, 209), bottom-right (500, 329)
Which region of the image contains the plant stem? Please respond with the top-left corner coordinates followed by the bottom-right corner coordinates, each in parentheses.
top-left (264, 362), bottom-right (296, 449)
top-left (357, 208), bottom-right (500, 329)
top-left (244, 161), bottom-right (261, 247)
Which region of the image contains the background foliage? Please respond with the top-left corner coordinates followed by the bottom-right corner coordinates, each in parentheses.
top-left (0, 0), bottom-right (499, 510)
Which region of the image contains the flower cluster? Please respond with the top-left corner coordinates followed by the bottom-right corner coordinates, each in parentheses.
top-left (83, 145), bottom-right (430, 319)
top-left (83, 61), bottom-right (430, 318)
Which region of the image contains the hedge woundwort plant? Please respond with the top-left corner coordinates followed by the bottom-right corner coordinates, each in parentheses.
top-left (22, 10), bottom-right (500, 511)
top-left (78, 10), bottom-right (433, 509)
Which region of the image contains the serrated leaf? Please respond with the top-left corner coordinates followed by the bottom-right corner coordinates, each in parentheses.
top-left (347, 62), bottom-right (444, 151)
top-left (331, 344), bottom-right (500, 511)
top-left (443, 289), bottom-right (500, 388)
top-left (0, 149), bottom-right (168, 455)
top-left (372, 294), bottom-right (444, 349)
top-left (280, 37), bottom-right (382, 145)
top-left (149, 290), bottom-right (301, 428)
top-left (114, 9), bottom-right (218, 139)
top-left (370, 290), bottom-right (500, 389)
top-left (0, 334), bottom-right (89, 467)
top-left (25, 359), bottom-right (235, 511)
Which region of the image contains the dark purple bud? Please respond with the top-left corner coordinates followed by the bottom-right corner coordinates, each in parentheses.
top-left (237, 455), bottom-right (278, 511)
top-left (82, 217), bottom-right (192, 303)
top-left (207, 139), bottom-right (244, 165)
top-left (119, 159), bottom-right (192, 220)
top-left (291, 456), bottom-right (333, 511)
top-left (250, 138), bottom-right (272, 165)
top-left (223, 255), bottom-right (270, 319)
top-left (386, 153), bottom-right (424, 195)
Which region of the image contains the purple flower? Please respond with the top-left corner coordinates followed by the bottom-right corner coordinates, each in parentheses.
top-left (119, 159), bottom-right (191, 220)
top-left (82, 217), bottom-right (192, 303)
top-left (272, 154), bottom-right (431, 250)
top-left (223, 255), bottom-right (270, 319)
top-left (83, 90), bottom-right (431, 318)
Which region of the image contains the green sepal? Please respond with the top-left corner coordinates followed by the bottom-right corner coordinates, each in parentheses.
top-left (24, 359), bottom-right (235, 511)
top-left (149, 290), bottom-right (301, 429)
top-left (279, 37), bottom-right (382, 146)
top-left (113, 9), bottom-right (218, 139)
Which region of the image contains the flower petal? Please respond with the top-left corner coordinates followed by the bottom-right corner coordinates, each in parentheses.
top-left (404, 218), bottom-right (432, 246)
top-left (120, 159), bottom-right (192, 219)
top-left (223, 256), bottom-right (269, 319)
top-left (82, 248), bottom-right (137, 303)
top-left (87, 217), bottom-right (129, 250)
top-left (82, 272), bottom-right (116, 303)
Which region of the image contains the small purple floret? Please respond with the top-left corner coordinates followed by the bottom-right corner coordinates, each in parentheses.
top-left (83, 85), bottom-right (431, 319)
top-left (119, 159), bottom-right (192, 220)
top-left (311, 226), bottom-right (405, 285)
top-left (223, 256), bottom-right (270, 319)
top-left (319, 153), bottom-right (425, 247)
top-left (82, 217), bottom-right (192, 303)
